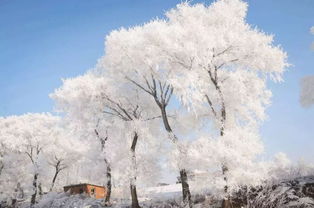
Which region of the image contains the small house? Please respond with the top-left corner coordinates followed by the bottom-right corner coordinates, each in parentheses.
top-left (63, 183), bottom-right (107, 199)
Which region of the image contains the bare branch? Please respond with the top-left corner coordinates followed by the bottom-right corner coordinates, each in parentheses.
top-left (115, 102), bottom-right (133, 121)
top-left (151, 75), bottom-right (157, 93)
top-left (104, 106), bottom-right (129, 121)
top-left (102, 95), bottom-right (133, 121)
top-left (207, 69), bottom-right (217, 87)
top-left (159, 81), bottom-right (165, 102)
top-left (103, 110), bottom-right (119, 117)
top-left (25, 151), bottom-right (34, 164)
top-left (126, 76), bottom-right (153, 96)
top-left (132, 105), bottom-right (140, 119)
top-left (143, 76), bottom-right (153, 92)
top-left (229, 58), bottom-right (239, 63)
top-left (214, 46), bottom-right (233, 57)
top-left (165, 87), bottom-right (174, 106)
top-left (205, 94), bottom-right (217, 118)
top-left (221, 77), bottom-right (229, 83)
top-left (164, 85), bottom-right (170, 101)
top-left (143, 115), bottom-right (162, 121)
top-left (172, 54), bottom-right (194, 70)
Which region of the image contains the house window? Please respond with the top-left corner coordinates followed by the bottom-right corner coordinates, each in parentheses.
top-left (91, 188), bottom-right (95, 195)
top-left (79, 188), bottom-right (84, 194)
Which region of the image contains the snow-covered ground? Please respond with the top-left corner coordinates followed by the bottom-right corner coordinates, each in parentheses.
top-left (141, 183), bottom-right (182, 201)
top-left (13, 176), bottom-right (314, 208)
top-left (16, 183), bottom-right (209, 208)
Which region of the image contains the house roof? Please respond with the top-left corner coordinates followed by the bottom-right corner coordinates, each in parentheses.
top-left (63, 183), bottom-right (105, 189)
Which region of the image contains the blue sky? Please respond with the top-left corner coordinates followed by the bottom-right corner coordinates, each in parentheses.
top-left (0, 0), bottom-right (313, 163)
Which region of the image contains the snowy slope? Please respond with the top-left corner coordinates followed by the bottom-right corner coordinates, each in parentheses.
top-left (141, 183), bottom-right (182, 200)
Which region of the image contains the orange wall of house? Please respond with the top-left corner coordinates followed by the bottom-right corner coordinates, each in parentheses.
top-left (64, 185), bottom-right (107, 199)
top-left (86, 185), bottom-right (107, 199)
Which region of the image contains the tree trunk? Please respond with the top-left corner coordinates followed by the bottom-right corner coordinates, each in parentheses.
top-left (130, 132), bottom-right (141, 208)
top-left (30, 173), bottom-right (38, 207)
top-left (50, 169), bottom-right (60, 191)
top-left (130, 184), bottom-right (140, 208)
top-left (95, 128), bottom-right (112, 205)
top-left (12, 183), bottom-right (19, 208)
top-left (11, 198), bottom-right (17, 208)
top-left (180, 169), bottom-right (192, 208)
top-left (222, 198), bottom-right (233, 208)
top-left (159, 106), bottom-right (192, 208)
top-left (38, 183), bottom-right (43, 196)
top-left (221, 165), bottom-right (232, 208)
top-left (160, 105), bottom-right (173, 132)
top-left (0, 162), bottom-right (4, 176)
top-left (105, 162), bottom-right (112, 204)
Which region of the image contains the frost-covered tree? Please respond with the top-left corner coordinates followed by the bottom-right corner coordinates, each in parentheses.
top-left (50, 72), bottom-right (115, 203)
top-left (0, 152), bottom-right (27, 206)
top-left (44, 127), bottom-right (81, 192)
top-left (0, 138), bottom-right (27, 205)
top-left (102, 12), bottom-right (194, 208)
top-left (101, 0), bottom-right (288, 207)
top-left (51, 72), bottom-right (161, 208)
top-left (0, 142), bottom-right (5, 177)
top-left (265, 152), bottom-right (314, 182)
top-left (187, 126), bottom-right (266, 196)
top-left (0, 113), bottom-right (60, 207)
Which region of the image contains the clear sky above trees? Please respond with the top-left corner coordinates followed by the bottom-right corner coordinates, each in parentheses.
top-left (0, 0), bottom-right (313, 162)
